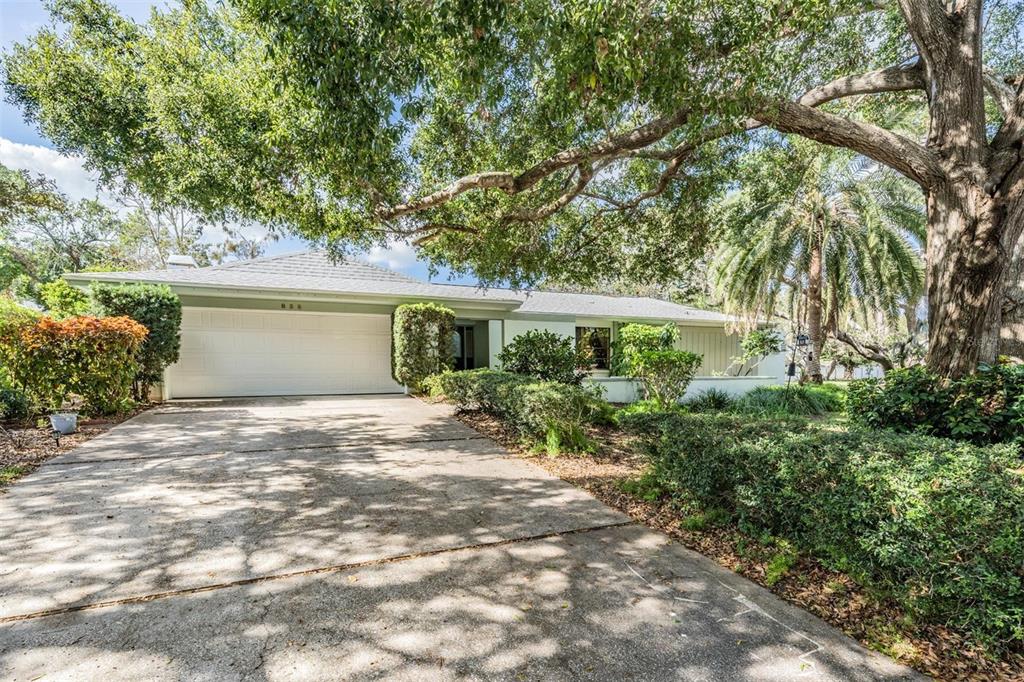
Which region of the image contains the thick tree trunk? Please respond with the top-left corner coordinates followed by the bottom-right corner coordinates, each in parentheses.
top-left (804, 237), bottom-right (824, 383)
top-left (924, 181), bottom-right (1010, 376)
top-left (998, 226), bottom-right (1024, 359)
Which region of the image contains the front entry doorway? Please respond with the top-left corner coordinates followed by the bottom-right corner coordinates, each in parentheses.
top-left (454, 324), bottom-right (476, 371)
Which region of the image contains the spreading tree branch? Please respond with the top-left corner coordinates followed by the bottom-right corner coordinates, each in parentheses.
top-left (757, 100), bottom-right (943, 188)
top-left (834, 328), bottom-right (895, 370)
top-left (369, 59), bottom-right (938, 232)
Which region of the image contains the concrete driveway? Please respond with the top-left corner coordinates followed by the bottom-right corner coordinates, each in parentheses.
top-left (0, 396), bottom-right (918, 681)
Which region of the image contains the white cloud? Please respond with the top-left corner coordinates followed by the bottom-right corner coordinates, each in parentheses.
top-left (360, 240), bottom-right (421, 271)
top-left (0, 137), bottom-right (105, 201)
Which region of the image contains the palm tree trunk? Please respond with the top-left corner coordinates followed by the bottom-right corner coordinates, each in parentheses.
top-left (804, 235), bottom-right (825, 383)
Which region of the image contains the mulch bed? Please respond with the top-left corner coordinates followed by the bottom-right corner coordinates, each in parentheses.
top-left (0, 407), bottom-right (151, 488)
top-left (451, 407), bottom-right (1024, 682)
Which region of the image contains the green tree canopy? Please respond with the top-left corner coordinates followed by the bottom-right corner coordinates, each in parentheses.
top-left (4, 0), bottom-right (1023, 377)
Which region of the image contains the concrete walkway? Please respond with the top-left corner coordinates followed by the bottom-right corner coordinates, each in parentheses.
top-left (0, 396), bottom-right (920, 681)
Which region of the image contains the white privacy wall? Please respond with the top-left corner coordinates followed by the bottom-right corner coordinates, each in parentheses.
top-left (590, 374), bottom-right (786, 404)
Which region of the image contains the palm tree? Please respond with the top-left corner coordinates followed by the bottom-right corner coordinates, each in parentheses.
top-left (714, 140), bottom-right (925, 383)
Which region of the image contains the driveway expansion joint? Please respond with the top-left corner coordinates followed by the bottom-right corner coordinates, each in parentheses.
top-left (0, 520), bottom-right (636, 625)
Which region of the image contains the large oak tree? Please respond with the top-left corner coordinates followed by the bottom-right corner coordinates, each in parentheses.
top-left (4, 0), bottom-right (1022, 377)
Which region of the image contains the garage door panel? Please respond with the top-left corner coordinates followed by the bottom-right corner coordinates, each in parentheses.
top-left (165, 309), bottom-right (402, 397)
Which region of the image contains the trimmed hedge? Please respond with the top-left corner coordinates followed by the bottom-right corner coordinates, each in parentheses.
top-left (0, 315), bottom-right (148, 414)
top-left (426, 369), bottom-right (610, 454)
top-left (392, 303), bottom-right (455, 392)
top-left (91, 283), bottom-right (182, 400)
top-left (0, 298), bottom-right (40, 419)
top-left (424, 368), bottom-right (528, 413)
top-left (621, 410), bottom-right (1024, 650)
top-left (848, 363), bottom-right (1024, 444)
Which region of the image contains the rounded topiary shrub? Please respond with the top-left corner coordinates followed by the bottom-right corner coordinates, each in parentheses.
top-left (392, 303), bottom-right (456, 392)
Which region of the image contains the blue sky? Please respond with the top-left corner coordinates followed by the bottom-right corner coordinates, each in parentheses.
top-left (0, 0), bottom-right (475, 283)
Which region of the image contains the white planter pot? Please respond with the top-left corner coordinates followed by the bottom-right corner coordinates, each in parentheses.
top-left (49, 412), bottom-right (78, 435)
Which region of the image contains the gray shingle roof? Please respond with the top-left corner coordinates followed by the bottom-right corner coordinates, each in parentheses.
top-left (68, 251), bottom-right (730, 322)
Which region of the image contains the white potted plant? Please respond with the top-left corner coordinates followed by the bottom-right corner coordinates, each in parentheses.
top-left (49, 394), bottom-right (83, 435)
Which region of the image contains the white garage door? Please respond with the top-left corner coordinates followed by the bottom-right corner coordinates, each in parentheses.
top-left (165, 308), bottom-right (402, 398)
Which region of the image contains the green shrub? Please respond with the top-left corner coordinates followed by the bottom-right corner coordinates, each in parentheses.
top-left (497, 330), bottom-right (586, 385)
top-left (684, 387), bottom-right (735, 412)
top-left (39, 279), bottom-right (91, 319)
top-left (624, 411), bottom-right (1024, 650)
top-left (392, 303), bottom-right (455, 392)
top-left (848, 363), bottom-right (1024, 444)
top-left (426, 368), bottom-right (609, 454)
top-left (0, 387), bottom-right (30, 420)
top-left (733, 384), bottom-right (839, 416)
top-left (0, 296), bottom-right (39, 333)
top-left (91, 283), bottom-right (182, 400)
top-left (614, 399), bottom-right (681, 425)
top-left (425, 369), bottom-right (528, 413)
top-left (610, 323), bottom-right (677, 376)
top-left (511, 381), bottom-right (608, 454)
top-left (0, 299), bottom-right (39, 418)
top-left (0, 315), bottom-right (148, 414)
top-left (631, 349), bottom-right (702, 408)
top-left (847, 366), bottom-right (946, 432)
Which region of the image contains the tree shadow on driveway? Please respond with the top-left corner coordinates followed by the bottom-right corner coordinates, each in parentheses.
top-left (0, 396), bottom-right (921, 680)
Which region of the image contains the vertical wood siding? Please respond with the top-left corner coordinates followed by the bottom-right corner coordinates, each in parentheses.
top-left (675, 325), bottom-right (744, 375)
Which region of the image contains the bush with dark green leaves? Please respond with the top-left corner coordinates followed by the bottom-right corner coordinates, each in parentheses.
top-left (0, 298), bottom-right (39, 419)
top-left (91, 283), bottom-right (182, 400)
top-left (425, 369), bottom-right (528, 413)
top-left (426, 368), bottom-right (609, 454)
top-left (391, 302), bottom-right (455, 392)
top-left (631, 349), bottom-right (702, 408)
top-left (497, 330), bottom-right (587, 385)
top-left (848, 363), bottom-right (1024, 444)
top-left (509, 381), bottom-right (610, 454)
top-left (621, 410), bottom-right (1024, 650)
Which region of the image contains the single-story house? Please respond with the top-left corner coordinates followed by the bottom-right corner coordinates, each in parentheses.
top-left (67, 251), bottom-right (786, 400)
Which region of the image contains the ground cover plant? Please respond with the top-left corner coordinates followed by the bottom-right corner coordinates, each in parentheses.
top-left (731, 383), bottom-right (846, 416)
top-left (619, 409), bottom-right (1024, 653)
top-left (847, 363), bottom-right (1024, 444)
